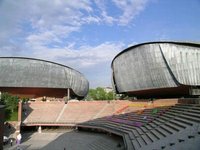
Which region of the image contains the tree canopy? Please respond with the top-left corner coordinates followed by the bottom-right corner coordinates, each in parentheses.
top-left (86, 87), bottom-right (115, 100)
top-left (0, 92), bottom-right (19, 120)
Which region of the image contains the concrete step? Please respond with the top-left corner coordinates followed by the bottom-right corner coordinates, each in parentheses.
top-left (105, 125), bottom-right (136, 142)
top-left (169, 109), bottom-right (200, 121)
top-left (132, 129), bottom-right (139, 137)
top-left (159, 124), bottom-right (174, 134)
top-left (156, 117), bottom-right (168, 123)
top-left (136, 136), bottom-right (146, 147)
top-left (153, 120), bottom-right (163, 125)
top-left (140, 126), bottom-right (148, 132)
top-left (104, 122), bottom-right (132, 135)
top-left (89, 140), bottom-right (117, 150)
top-left (148, 123), bottom-right (167, 137)
top-left (168, 119), bottom-right (187, 129)
top-left (169, 109), bottom-right (184, 114)
top-left (124, 134), bottom-right (136, 150)
top-left (131, 139), bottom-right (140, 150)
top-left (182, 111), bottom-right (200, 119)
top-left (174, 104), bottom-right (194, 108)
top-left (165, 111), bottom-right (178, 117)
top-left (173, 117), bottom-right (193, 126)
top-left (146, 131), bottom-right (159, 142)
top-left (148, 122), bottom-right (158, 128)
top-left (164, 112), bottom-right (191, 123)
top-left (190, 106), bottom-right (200, 111)
top-left (178, 114), bottom-right (200, 123)
top-left (187, 109), bottom-right (200, 113)
top-left (141, 133), bottom-right (153, 144)
top-left (164, 122), bottom-right (181, 132)
top-left (149, 129), bottom-right (164, 140)
top-left (154, 117), bottom-right (183, 132)
top-left (171, 106), bottom-right (190, 111)
top-left (145, 125), bottom-right (153, 130)
top-left (157, 125), bottom-right (172, 136)
top-left (135, 127), bottom-right (145, 135)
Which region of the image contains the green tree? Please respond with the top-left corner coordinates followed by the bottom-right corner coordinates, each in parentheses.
top-left (96, 87), bottom-right (106, 100)
top-left (0, 93), bottom-right (19, 120)
top-left (106, 91), bottom-right (114, 100)
top-left (86, 87), bottom-right (116, 100)
top-left (1, 93), bottom-right (19, 112)
top-left (88, 89), bottom-right (97, 100)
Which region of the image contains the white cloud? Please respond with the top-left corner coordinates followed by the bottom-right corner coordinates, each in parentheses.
top-left (0, 0), bottom-right (149, 87)
top-left (0, 41), bottom-right (125, 88)
top-left (0, 40), bottom-right (124, 70)
top-left (94, 0), bottom-right (149, 26)
top-left (0, 0), bottom-right (149, 48)
top-left (26, 26), bottom-right (80, 47)
top-left (112, 0), bottom-right (148, 25)
top-left (94, 0), bottom-right (116, 25)
top-left (0, 0), bottom-right (94, 44)
top-left (28, 42), bottom-right (125, 69)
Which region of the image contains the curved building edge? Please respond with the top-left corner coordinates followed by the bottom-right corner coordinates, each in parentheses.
top-left (111, 41), bottom-right (200, 65)
top-left (111, 41), bottom-right (200, 98)
top-left (0, 57), bottom-right (89, 98)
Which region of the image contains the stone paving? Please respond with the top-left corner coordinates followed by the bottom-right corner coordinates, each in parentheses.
top-left (4, 130), bottom-right (124, 150)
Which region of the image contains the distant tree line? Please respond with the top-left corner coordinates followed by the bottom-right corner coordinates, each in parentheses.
top-left (85, 87), bottom-right (115, 100)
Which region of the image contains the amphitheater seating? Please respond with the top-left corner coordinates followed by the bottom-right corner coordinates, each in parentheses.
top-left (22, 100), bottom-right (132, 125)
top-left (21, 99), bottom-right (200, 150)
top-left (88, 137), bottom-right (124, 150)
top-left (23, 102), bottom-right (64, 123)
top-left (80, 103), bottom-right (200, 150)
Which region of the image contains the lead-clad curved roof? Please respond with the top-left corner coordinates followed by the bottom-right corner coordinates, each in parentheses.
top-left (111, 41), bottom-right (200, 95)
top-left (0, 57), bottom-right (89, 98)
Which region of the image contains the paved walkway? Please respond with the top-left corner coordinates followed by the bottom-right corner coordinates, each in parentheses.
top-left (4, 130), bottom-right (124, 150)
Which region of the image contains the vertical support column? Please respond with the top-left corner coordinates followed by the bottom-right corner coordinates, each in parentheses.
top-left (38, 126), bottom-right (42, 133)
top-left (65, 88), bottom-right (70, 104)
top-left (18, 101), bottom-right (22, 123)
top-left (17, 101), bottom-right (22, 134)
top-left (67, 88), bottom-right (70, 101)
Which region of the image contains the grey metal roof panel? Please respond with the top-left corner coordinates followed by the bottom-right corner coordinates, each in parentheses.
top-left (111, 41), bottom-right (200, 66)
top-left (0, 57), bottom-right (89, 97)
top-left (111, 42), bottom-right (200, 95)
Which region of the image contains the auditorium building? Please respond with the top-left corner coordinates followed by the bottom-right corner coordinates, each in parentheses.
top-left (112, 41), bottom-right (200, 98)
top-left (0, 57), bottom-right (89, 99)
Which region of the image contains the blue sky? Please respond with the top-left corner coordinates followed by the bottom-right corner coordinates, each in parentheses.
top-left (0, 0), bottom-right (200, 88)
